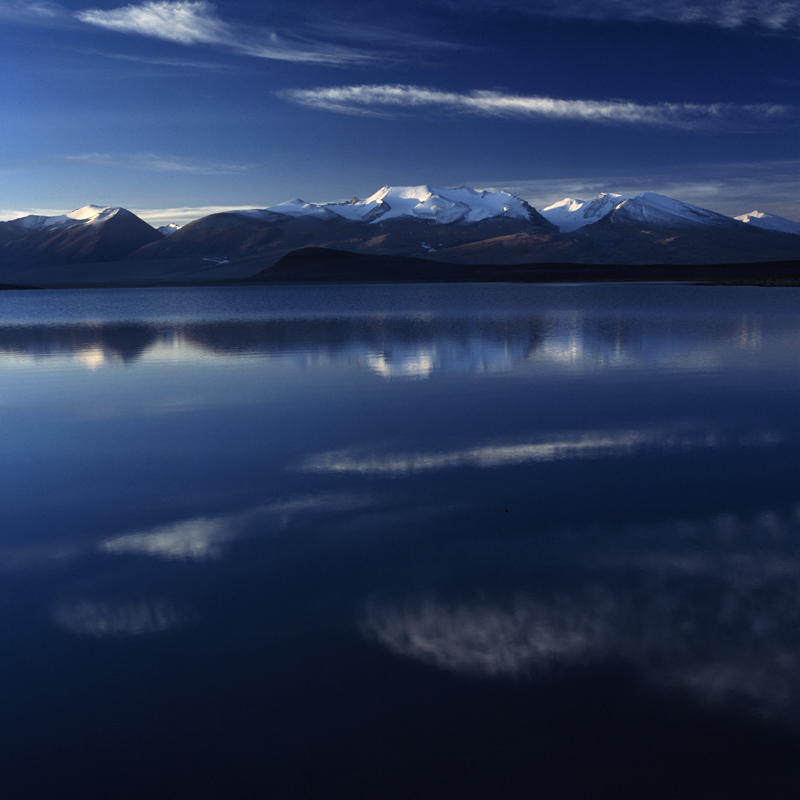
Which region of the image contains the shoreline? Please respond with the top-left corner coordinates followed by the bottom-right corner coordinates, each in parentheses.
top-left (2, 249), bottom-right (799, 289)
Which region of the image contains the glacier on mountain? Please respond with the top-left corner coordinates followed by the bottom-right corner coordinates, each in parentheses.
top-left (542, 192), bottom-right (744, 232)
top-left (606, 193), bottom-right (742, 229)
top-left (260, 185), bottom-right (542, 226)
top-left (542, 193), bottom-right (631, 232)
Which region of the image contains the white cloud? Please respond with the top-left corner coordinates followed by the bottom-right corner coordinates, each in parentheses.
top-left (76, 0), bottom-right (226, 44)
top-left (86, 48), bottom-right (234, 70)
top-left (75, 0), bottom-right (371, 64)
top-left (131, 204), bottom-right (265, 225)
top-left (280, 84), bottom-right (791, 128)
top-left (449, 0), bottom-right (800, 36)
top-left (0, 1), bottom-right (65, 23)
top-left (65, 151), bottom-right (254, 175)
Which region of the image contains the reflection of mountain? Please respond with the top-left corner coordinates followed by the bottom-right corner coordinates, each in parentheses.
top-left (0, 322), bottom-right (160, 364)
top-left (0, 297), bottom-right (796, 375)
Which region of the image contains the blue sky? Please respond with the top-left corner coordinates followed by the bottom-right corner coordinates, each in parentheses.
top-left (1, 0), bottom-right (798, 225)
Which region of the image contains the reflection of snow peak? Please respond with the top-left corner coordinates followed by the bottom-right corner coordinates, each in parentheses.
top-left (367, 349), bottom-right (435, 378)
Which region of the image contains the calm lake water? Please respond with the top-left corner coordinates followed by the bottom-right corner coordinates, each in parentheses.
top-left (1, 283), bottom-right (800, 799)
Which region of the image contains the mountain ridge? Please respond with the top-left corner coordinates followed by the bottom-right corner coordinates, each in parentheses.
top-left (1, 186), bottom-right (799, 285)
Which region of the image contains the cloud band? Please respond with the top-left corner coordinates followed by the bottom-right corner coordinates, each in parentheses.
top-left (280, 84), bottom-right (791, 128)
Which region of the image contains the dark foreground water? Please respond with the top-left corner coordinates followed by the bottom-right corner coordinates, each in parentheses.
top-left (1, 283), bottom-right (799, 799)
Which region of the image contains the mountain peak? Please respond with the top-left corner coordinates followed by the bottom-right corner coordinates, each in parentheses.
top-left (735, 209), bottom-right (800, 236)
top-left (317, 185), bottom-right (545, 226)
top-left (541, 193), bottom-right (631, 232)
top-left (608, 193), bottom-right (740, 229)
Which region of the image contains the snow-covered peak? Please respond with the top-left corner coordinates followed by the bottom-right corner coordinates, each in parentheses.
top-left (218, 186), bottom-right (541, 227)
top-left (265, 199), bottom-right (341, 220)
top-left (735, 210), bottom-right (800, 236)
top-left (353, 185), bottom-right (469, 224)
top-left (5, 205), bottom-right (125, 231)
top-left (608, 193), bottom-right (739, 229)
top-left (65, 205), bottom-right (118, 223)
top-left (541, 193), bottom-right (631, 232)
top-left (229, 208), bottom-right (289, 222)
top-left (321, 185), bottom-right (538, 225)
top-left (9, 214), bottom-right (54, 231)
top-left (158, 223), bottom-right (181, 236)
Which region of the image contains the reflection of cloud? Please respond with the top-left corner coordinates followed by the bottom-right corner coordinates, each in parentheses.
top-left (363, 504), bottom-right (800, 722)
top-left (362, 598), bottom-right (611, 677)
top-left (99, 492), bottom-right (376, 560)
top-left (53, 600), bottom-right (184, 637)
top-left (299, 425), bottom-right (781, 476)
top-left (100, 516), bottom-right (236, 560)
top-left (0, 542), bottom-right (85, 572)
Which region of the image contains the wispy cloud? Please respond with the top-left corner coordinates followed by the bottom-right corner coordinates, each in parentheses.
top-left (304, 17), bottom-right (463, 52)
top-left (86, 48), bottom-right (234, 70)
top-left (280, 84), bottom-right (791, 129)
top-left (65, 151), bottom-right (254, 174)
top-left (75, 0), bottom-right (371, 64)
top-left (446, 0), bottom-right (800, 37)
top-left (131, 205), bottom-right (264, 225)
top-left (0, 0), bottom-right (66, 23)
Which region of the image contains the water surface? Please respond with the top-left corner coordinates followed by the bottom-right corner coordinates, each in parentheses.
top-left (1, 283), bottom-right (799, 798)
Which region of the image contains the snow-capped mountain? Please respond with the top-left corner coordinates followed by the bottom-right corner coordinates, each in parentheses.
top-left (735, 211), bottom-right (800, 237)
top-left (600, 193), bottom-right (743, 229)
top-left (541, 193), bottom-right (631, 232)
top-left (267, 185), bottom-right (549, 227)
top-left (263, 199), bottom-right (343, 221)
top-left (7, 205), bottom-right (132, 232)
top-left (158, 223), bottom-right (182, 236)
top-left (1, 186), bottom-right (799, 285)
top-left (542, 192), bottom-right (742, 232)
top-left (0, 204), bottom-right (162, 270)
top-left (135, 185), bottom-right (556, 265)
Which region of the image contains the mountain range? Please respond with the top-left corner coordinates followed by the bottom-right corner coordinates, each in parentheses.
top-left (1, 186), bottom-right (799, 286)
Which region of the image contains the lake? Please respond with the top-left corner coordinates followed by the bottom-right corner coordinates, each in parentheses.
top-left (1, 282), bottom-right (799, 799)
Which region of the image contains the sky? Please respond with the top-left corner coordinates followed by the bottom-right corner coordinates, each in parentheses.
top-left (1, 0), bottom-right (798, 226)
